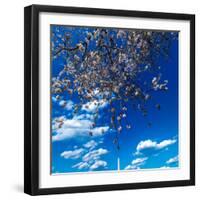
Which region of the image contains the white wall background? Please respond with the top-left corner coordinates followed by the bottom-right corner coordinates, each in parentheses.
top-left (0, 0), bottom-right (199, 199)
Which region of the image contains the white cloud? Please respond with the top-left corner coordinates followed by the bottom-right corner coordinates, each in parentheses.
top-left (156, 139), bottom-right (176, 149)
top-left (124, 157), bottom-right (148, 170)
top-left (52, 116), bottom-right (109, 141)
top-left (59, 100), bottom-right (66, 107)
top-left (52, 96), bottom-right (58, 102)
top-left (53, 97), bottom-right (74, 110)
top-left (81, 99), bottom-right (108, 113)
top-left (73, 113), bottom-right (93, 120)
top-left (71, 146), bottom-right (109, 171)
top-left (124, 137), bottom-right (177, 171)
top-left (72, 159), bottom-right (107, 171)
top-left (65, 100), bottom-right (74, 110)
top-left (166, 155), bottom-right (178, 164)
top-left (135, 138), bottom-right (176, 155)
top-left (72, 162), bottom-right (89, 170)
top-left (132, 157), bottom-right (148, 165)
top-left (83, 140), bottom-right (98, 150)
top-left (159, 166), bottom-right (171, 169)
top-left (83, 148), bottom-right (108, 162)
top-left (92, 126), bottom-right (109, 135)
top-left (60, 148), bottom-right (85, 159)
top-left (90, 160), bottom-right (107, 170)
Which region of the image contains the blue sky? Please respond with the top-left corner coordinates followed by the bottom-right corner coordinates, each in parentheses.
top-left (51, 25), bottom-right (179, 174)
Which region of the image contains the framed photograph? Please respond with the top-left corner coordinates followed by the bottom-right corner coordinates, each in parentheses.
top-left (24, 4), bottom-right (195, 195)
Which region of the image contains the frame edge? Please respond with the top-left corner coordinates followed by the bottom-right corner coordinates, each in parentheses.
top-left (24, 5), bottom-right (33, 195)
top-left (189, 14), bottom-right (195, 186)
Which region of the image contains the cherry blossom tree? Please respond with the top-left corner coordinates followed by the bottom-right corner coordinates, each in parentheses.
top-left (51, 26), bottom-right (177, 149)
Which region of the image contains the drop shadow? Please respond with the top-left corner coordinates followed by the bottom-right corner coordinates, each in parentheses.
top-left (13, 184), bottom-right (24, 193)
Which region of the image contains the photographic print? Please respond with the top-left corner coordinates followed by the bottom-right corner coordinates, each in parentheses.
top-left (51, 25), bottom-right (179, 174)
top-left (24, 5), bottom-right (195, 195)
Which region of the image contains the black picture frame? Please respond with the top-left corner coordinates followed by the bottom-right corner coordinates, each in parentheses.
top-left (24, 4), bottom-right (195, 196)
